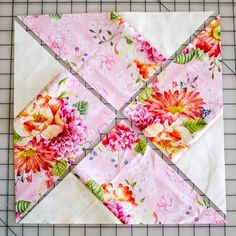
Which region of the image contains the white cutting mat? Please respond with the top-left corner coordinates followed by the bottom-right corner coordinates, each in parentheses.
top-left (0, 0), bottom-right (236, 236)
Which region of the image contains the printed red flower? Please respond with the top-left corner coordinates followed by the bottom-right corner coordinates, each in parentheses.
top-left (145, 89), bottom-right (205, 124)
top-left (26, 175), bottom-right (32, 183)
top-left (46, 178), bottom-right (55, 189)
top-left (45, 170), bottom-right (53, 178)
top-left (195, 17), bottom-right (221, 58)
top-left (102, 123), bottom-right (139, 151)
top-left (15, 142), bottom-right (59, 175)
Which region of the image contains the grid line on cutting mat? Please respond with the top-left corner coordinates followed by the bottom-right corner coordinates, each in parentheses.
top-left (0, 0), bottom-right (236, 236)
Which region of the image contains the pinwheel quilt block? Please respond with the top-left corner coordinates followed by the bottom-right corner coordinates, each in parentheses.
top-left (14, 12), bottom-right (226, 224)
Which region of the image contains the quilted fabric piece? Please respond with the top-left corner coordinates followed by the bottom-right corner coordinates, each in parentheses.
top-left (124, 16), bottom-right (222, 162)
top-left (14, 70), bottom-right (115, 221)
top-left (18, 12), bottom-right (166, 110)
top-left (73, 121), bottom-right (225, 224)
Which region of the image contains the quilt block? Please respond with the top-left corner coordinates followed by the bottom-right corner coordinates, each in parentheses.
top-left (14, 11), bottom-right (226, 224)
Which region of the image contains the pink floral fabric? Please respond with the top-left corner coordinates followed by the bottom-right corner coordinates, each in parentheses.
top-left (18, 12), bottom-right (166, 110)
top-left (124, 17), bottom-right (222, 161)
top-left (14, 70), bottom-right (115, 221)
top-left (73, 121), bottom-right (225, 224)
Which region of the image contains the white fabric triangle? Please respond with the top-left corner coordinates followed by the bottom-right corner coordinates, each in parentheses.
top-left (14, 21), bottom-right (62, 117)
top-left (20, 173), bottom-right (121, 224)
top-left (120, 12), bottom-right (213, 58)
top-left (176, 114), bottom-right (226, 213)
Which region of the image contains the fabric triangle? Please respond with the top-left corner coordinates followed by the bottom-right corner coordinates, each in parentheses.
top-left (14, 45), bottom-right (115, 221)
top-left (120, 12), bottom-right (213, 58)
top-left (176, 114), bottom-right (226, 213)
top-left (123, 16), bottom-right (225, 213)
top-left (72, 121), bottom-right (225, 224)
top-left (14, 22), bottom-right (62, 117)
top-left (20, 173), bottom-right (121, 224)
top-left (18, 12), bottom-right (167, 110)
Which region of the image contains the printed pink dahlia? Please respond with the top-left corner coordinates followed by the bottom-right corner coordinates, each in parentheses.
top-left (124, 102), bottom-right (157, 131)
top-left (104, 201), bottom-right (133, 224)
top-left (134, 34), bottom-right (166, 64)
top-left (48, 102), bottom-right (87, 157)
top-left (102, 123), bottom-right (139, 151)
top-left (147, 47), bottom-right (166, 64)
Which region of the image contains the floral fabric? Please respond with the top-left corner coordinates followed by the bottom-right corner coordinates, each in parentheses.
top-left (14, 70), bottom-right (115, 221)
top-left (73, 121), bottom-right (225, 224)
top-left (124, 16), bottom-right (222, 161)
top-left (19, 12), bottom-right (166, 110)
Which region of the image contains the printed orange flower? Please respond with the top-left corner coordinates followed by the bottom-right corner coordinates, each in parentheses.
top-left (14, 95), bottom-right (64, 145)
top-left (102, 183), bottom-right (137, 206)
top-left (195, 17), bottom-right (221, 57)
top-left (143, 119), bottom-right (192, 159)
top-left (145, 89), bottom-right (205, 124)
top-left (134, 60), bottom-right (157, 80)
top-left (15, 143), bottom-right (59, 175)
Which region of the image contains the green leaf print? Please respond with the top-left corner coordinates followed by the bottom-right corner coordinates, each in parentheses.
top-left (125, 179), bottom-right (137, 190)
top-left (137, 87), bottom-right (152, 103)
top-left (203, 198), bottom-right (210, 208)
top-left (13, 130), bottom-right (22, 144)
top-left (49, 13), bottom-right (63, 19)
top-left (52, 159), bottom-right (67, 176)
top-left (174, 49), bottom-right (205, 64)
top-left (58, 77), bottom-right (68, 88)
top-left (125, 36), bottom-right (133, 45)
top-left (196, 198), bottom-right (210, 209)
top-left (110, 11), bottom-right (121, 22)
top-left (58, 91), bottom-right (70, 99)
top-left (194, 49), bottom-right (205, 61)
top-left (73, 100), bottom-right (88, 115)
top-left (107, 30), bottom-right (112, 35)
top-left (86, 180), bottom-right (104, 202)
top-left (15, 200), bottom-right (31, 214)
top-left (183, 118), bottom-right (207, 134)
top-left (134, 139), bottom-right (148, 155)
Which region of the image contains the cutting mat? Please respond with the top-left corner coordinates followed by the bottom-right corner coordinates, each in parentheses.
top-left (0, 0), bottom-right (236, 236)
